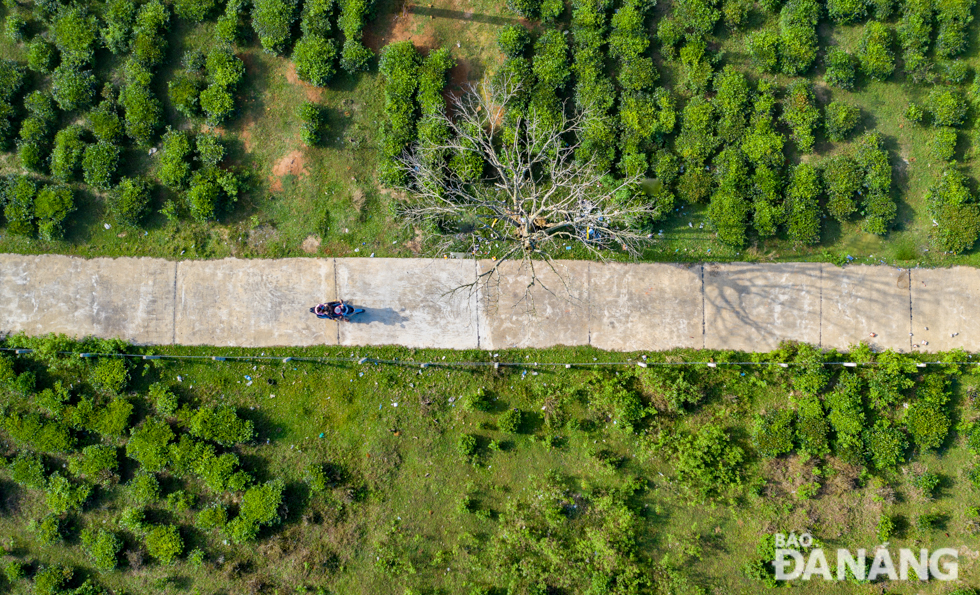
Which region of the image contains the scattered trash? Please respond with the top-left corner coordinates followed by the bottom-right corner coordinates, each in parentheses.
top-left (176, 376), bottom-right (183, 382)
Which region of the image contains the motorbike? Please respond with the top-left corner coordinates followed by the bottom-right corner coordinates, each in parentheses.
top-left (310, 302), bottom-right (364, 321)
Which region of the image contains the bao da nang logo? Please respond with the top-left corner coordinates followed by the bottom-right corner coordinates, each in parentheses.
top-left (773, 533), bottom-right (959, 581)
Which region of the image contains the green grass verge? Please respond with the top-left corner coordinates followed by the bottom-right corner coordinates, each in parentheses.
top-left (1, 336), bottom-right (979, 594)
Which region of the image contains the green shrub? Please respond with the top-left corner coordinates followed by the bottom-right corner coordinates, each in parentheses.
top-left (877, 513), bottom-right (895, 540)
top-left (304, 463), bottom-right (328, 493)
top-left (911, 470), bottom-right (940, 496)
top-left (826, 372), bottom-right (865, 442)
top-left (928, 127), bottom-right (958, 162)
top-left (90, 357), bottom-right (128, 393)
top-left (34, 184), bottom-right (75, 241)
top-left (158, 129), bottom-right (193, 190)
top-left (101, 0), bottom-right (137, 54)
top-left (8, 451), bottom-right (46, 488)
top-left (747, 31), bottom-right (780, 73)
top-left (905, 400), bottom-right (950, 450)
top-left (928, 88), bottom-right (968, 127)
top-left (299, 102), bottom-right (326, 146)
top-left (708, 183), bottom-right (750, 247)
top-left (340, 39), bottom-right (373, 74)
top-left (144, 524), bottom-right (183, 565)
top-left (293, 35), bottom-right (337, 87)
top-left (206, 48), bottom-right (245, 89)
top-left (52, 66), bottom-right (97, 112)
top-left (823, 155), bottom-right (862, 221)
top-left (863, 421), bottom-right (907, 470)
top-left (149, 382), bottom-right (178, 416)
top-left (50, 126), bottom-right (87, 182)
top-left (18, 139), bottom-right (48, 173)
top-left (224, 516), bottom-right (259, 544)
top-left (238, 479), bottom-right (285, 526)
top-left (119, 506), bottom-right (147, 533)
top-left (2, 410), bottom-right (75, 452)
top-left (784, 163), bottom-right (822, 245)
top-left (69, 444), bottom-right (118, 481)
top-left (92, 398), bottom-right (133, 437)
top-left (752, 409), bottom-right (795, 457)
top-left (186, 166), bottom-right (239, 222)
top-left (4, 560), bottom-right (25, 582)
top-left (905, 101), bottom-right (925, 124)
top-left (854, 132), bottom-right (896, 234)
top-left (189, 405), bottom-right (254, 446)
top-left (82, 141), bottom-right (121, 190)
top-left (216, 0), bottom-right (247, 44)
top-left (779, 0), bottom-right (820, 75)
top-left (200, 84), bottom-right (234, 126)
top-left (458, 433), bottom-right (477, 461)
top-left (194, 134), bottom-right (225, 168)
top-left (675, 423), bottom-right (745, 501)
top-left (27, 39), bottom-right (56, 74)
top-left (173, 0), bottom-right (218, 21)
top-left (825, 101), bottom-right (860, 142)
top-left (196, 503), bottom-right (228, 530)
top-left (120, 84), bottom-right (162, 146)
top-left (825, 48), bottom-right (857, 90)
top-left (299, 0), bottom-right (332, 37)
top-left (88, 101), bottom-right (125, 144)
top-left (128, 470), bottom-right (160, 504)
top-left (498, 25), bottom-right (530, 58)
top-left (52, 7), bottom-right (98, 65)
top-left (827, 0), bottom-right (869, 23)
top-left (168, 74), bottom-right (201, 118)
top-left (783, 81), bottom-right (820, 153)
top-left (464, 387), bottom-right (492, 412)
top-left (126, 417), bottom-right (175, 472)
top-left (167, 489), bottom-right (194, 511)
top-left (5, 14), bottom-right (27, 43)
top-left (252, 0), bottom-right (299, 53)
top-left (80, 528), bottom-right (123, 571)
top-left (0, 59), bottom-right (24, 103)
top-left (45, 472), bottom-right (92, 514)
top-left (927, 168), bottom-right (980, 253)
top-left (33, 565), bottom-right (72, 595)
top-left (498, 408), bottom-right (523, 433)
top-left (795, 413), bottom-right (830, 456)
top-left (109, 176), bottom-right (152, 225)
top-left (859, 21), bottom-right (895, 81)
top-left (28, 514), bottom-right (63, 545)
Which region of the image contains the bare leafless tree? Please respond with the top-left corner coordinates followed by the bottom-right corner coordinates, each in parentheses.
top-left (396, 76), bottom-right (658, 305)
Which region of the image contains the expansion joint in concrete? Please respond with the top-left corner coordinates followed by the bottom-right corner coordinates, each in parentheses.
top-left (171, 261), bottom-right (178, 346)
top-left (907, 268), bottom-right (913, 352)
top-left (474, 258), bottom-right (481, 350)
top-left (818, 263), bottom-right (823, 349)
top-left (700, 264), bottom-right (706, 350)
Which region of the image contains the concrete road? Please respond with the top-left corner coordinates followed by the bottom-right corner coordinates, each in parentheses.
top-left (2, 253), bottom-right (977, 353)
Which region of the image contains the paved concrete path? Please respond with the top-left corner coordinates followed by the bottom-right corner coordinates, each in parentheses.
top-left (0, 254), bottom-right (975, 353)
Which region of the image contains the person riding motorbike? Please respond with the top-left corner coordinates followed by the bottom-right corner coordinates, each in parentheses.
top-left (310, 300), bottom-right (349, 322)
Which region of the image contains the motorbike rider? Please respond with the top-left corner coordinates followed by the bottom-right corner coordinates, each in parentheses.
top-left (310, 300), bottom-right (349, 321)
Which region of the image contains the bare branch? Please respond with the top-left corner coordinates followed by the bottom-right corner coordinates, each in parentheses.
top-left (395, 75), bottom-right (657, 307)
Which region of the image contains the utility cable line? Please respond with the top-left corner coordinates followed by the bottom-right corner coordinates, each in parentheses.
top-left (0, 347), bottom-right (970, 370)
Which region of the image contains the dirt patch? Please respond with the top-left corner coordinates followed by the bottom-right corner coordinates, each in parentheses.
top-left (270, 150), bottom-right (309, 192)
top-left (301, 235), bottom-right (322, 254)
top-left (284, 62), bottom-right (323, 102)
top-left (240, 120), bottom-right (256, 153)
top-left (248, 224), bottom-right (280, 252)
top-left (364, 1), bottom-right (439, 51)
top-left (404, 226), bottom-right (424, 254)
